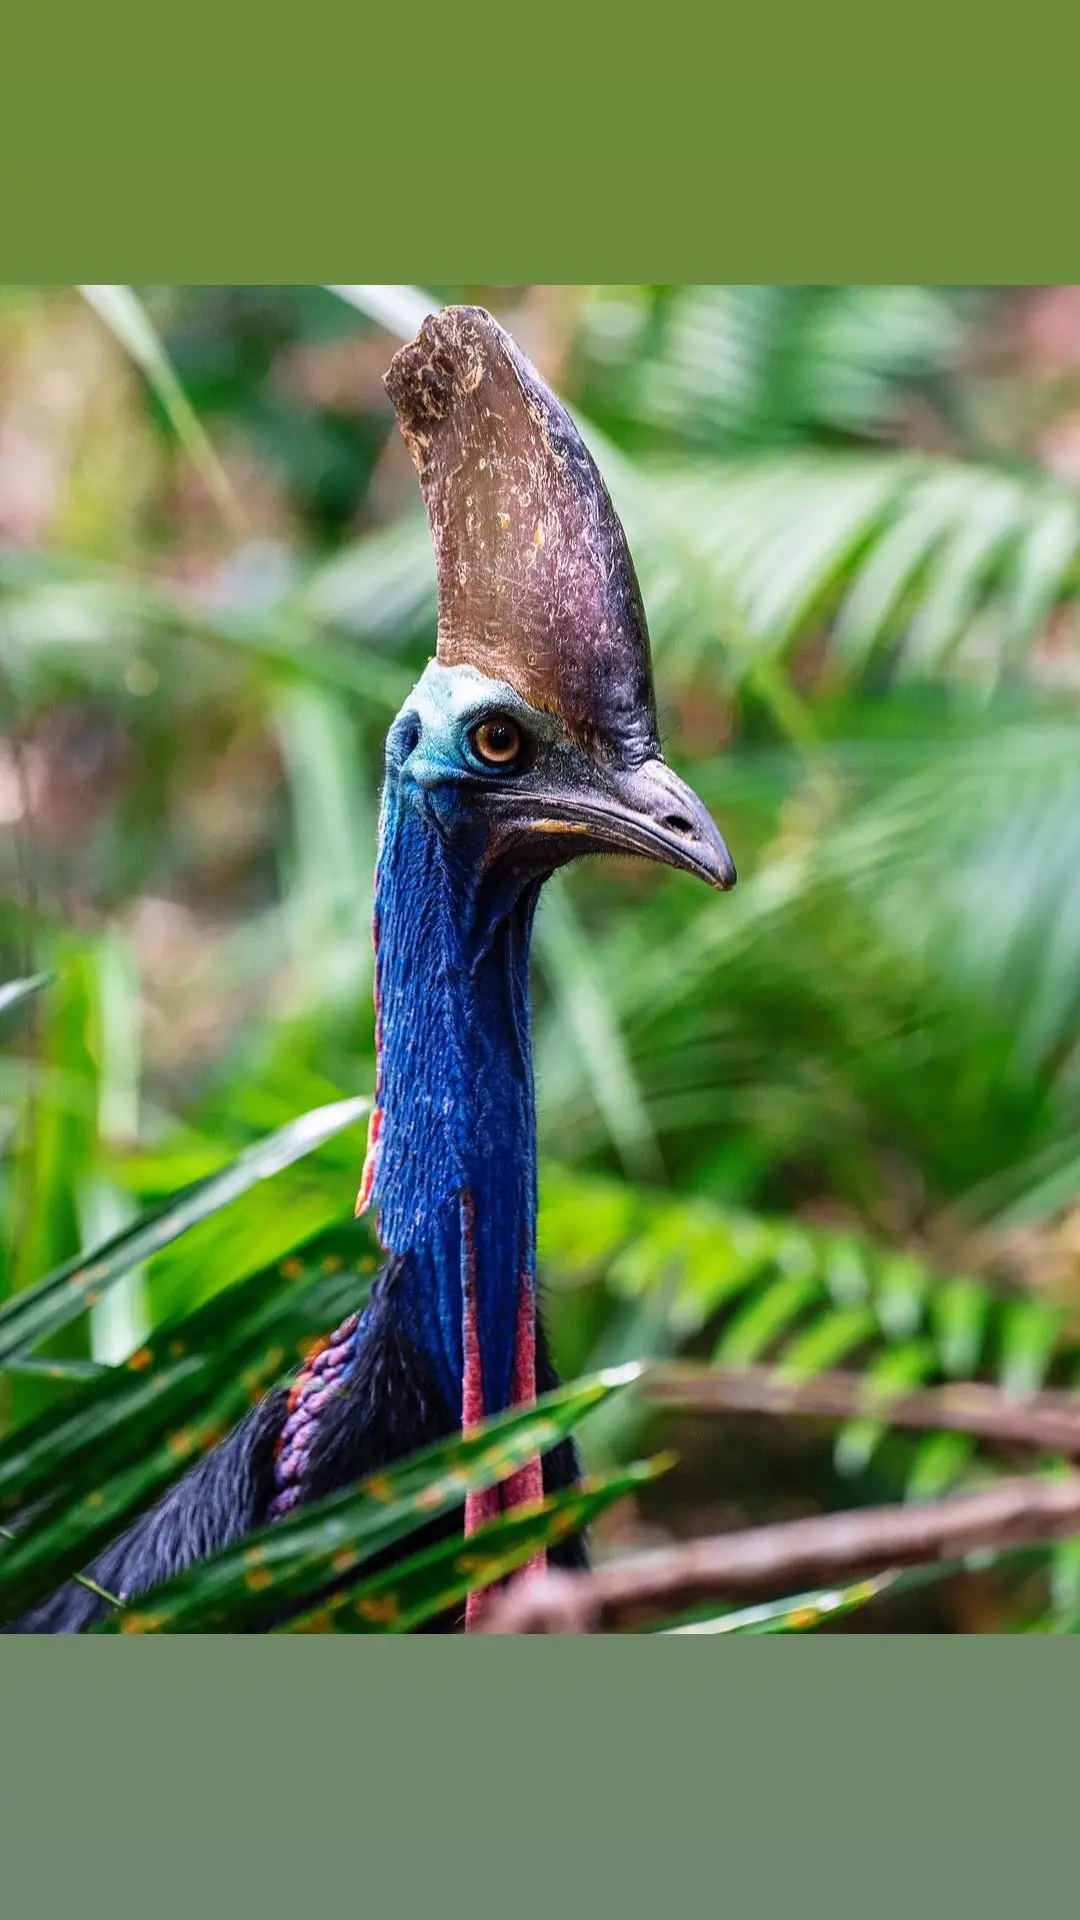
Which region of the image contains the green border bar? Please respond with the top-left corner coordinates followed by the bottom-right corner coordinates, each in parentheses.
top-left (5, 10), bottom-right (1080, 279)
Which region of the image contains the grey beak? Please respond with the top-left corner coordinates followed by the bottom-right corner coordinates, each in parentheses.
top-left (597, 758), bottom-right (737, 892)
top-left (511, 755), bottom-right (736, 892)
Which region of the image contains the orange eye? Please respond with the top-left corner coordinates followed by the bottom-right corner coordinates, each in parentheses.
top-left (472, 717), bottom-right (522, 766)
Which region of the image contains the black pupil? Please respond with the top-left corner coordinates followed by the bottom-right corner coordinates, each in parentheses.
top-left (484, 723), bottom-right (516, 758)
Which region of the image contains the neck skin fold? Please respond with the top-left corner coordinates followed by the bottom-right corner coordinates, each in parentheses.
top-left (357, 775), bottom-right (541, 1429)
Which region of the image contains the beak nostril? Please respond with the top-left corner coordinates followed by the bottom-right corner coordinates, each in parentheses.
top-left (661, 812), bottom-right (697, 840)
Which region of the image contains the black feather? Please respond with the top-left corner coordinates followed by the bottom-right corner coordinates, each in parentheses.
top-left (5, 1256), bottom-right (584, 1634)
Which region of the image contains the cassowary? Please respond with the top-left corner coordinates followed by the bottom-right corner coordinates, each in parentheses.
top-left (9, 306), bottom-right (735, 1633)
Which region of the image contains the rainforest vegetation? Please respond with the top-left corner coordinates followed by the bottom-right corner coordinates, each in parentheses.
top-left (4, 284), bottom-right (1080, 1632)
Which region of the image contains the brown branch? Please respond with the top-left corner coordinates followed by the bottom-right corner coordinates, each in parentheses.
top-left (646, 1362), bottom-right (1080, 1455)
top-left (480, 1472), bottom-right (1080, 1633)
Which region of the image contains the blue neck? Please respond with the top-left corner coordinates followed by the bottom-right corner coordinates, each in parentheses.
top-left (366, 783), bottom-right (540, 1421)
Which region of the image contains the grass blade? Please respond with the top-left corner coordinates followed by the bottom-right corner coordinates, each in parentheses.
top-left (536, 884), bottom-right (661, 1179)
top-left (94, 1365), bottom-right (643, 1632)
top-left (0, 1222), bottom-right (369, 1519)
top-left (0, 1098), bottom-right (369, 1367)
top-left (659, 1573), bottom-right (898, 1634)
top-left (78, 285), bottom-right (240, 523)
top-left (324, 285), bottom-right (434, 340)
top-left (286, 1458), bottom-right (666, 1633)
top-left (0, 1245), bottom-right (371, 1623)
top-left (4, 1357), bottom-right (109, 1383)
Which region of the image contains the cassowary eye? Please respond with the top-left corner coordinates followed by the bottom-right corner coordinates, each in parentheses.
top-left (471, 717), bottom-right (522, 767)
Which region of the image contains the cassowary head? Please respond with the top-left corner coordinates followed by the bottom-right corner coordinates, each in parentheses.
top-left (360, 306), bottom-right (737, 1541)
top-left (382, 306), bottom-right (736, 895)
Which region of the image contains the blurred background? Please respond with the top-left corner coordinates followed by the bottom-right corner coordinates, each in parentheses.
top-left (6, 283), bottom-right (1080, 1632)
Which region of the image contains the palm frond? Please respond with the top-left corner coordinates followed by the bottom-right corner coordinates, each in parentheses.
top-left (0, 1096), bottom-right (369, 1365)
top-left (284, 1457), bottom-right (664, 1635)
top-left (638, 455), bottom-right (1080, 688)
top-left (540, 1165), bottom-right (1073, 1498)
top-left (88, 1365), bottom-right (642, 1633)
top-left (324, 284), bottom-right (435, 339)
top-left (579, 284), bottom-right (965, 450)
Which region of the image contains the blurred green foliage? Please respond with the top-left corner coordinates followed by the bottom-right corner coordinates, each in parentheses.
top-left (6, 284), bottom-right (1080, 1631)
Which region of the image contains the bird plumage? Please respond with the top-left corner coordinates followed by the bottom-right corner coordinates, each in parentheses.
top-left (7, 306), bottom-right (733, 1633)
top-left (10, 1262), bottom-right (583, 1632)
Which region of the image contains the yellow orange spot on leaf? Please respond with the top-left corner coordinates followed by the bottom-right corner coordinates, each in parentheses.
top-left (121, 1613), bottom-right (163, 1634)
top-left (295, 1610), bottom-right (334, 1633)
top-left (456, 1554), bottom-right (490, 1575)
top-left (547, 1512), bottom-right (577, 1539)
top-left (355, 1594), bottom-right (400, 1624)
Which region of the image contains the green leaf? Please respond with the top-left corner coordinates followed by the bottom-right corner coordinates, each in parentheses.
top-left (324, 285), bottom-right (434, 340)
top-left (536, 883), bottom-right (660, 1180)
top-left (932, 1276), bottom-right (990, 1379)
top-left (285, 1458), bottom-right (665, 1634)
top-left (0, 1367), bottom-right (278, 1625)
top-left (997, 1298), bottom-right (1062, 1398)
top-left (0, 1226), bottom-right (367, 1520)
top-left (775, 1303), bottom-right (878, 1377)
top-left (0, 1240), bottom-right (371, 1622)
top-left (901, 476), bottom-right (1021, 673)
top-left (2, 946), bottom-right (102, 1384)
top-left (821, 1235), bottom-right (872, 1306)
top-left (713, 1273), bottom-right (818, 1365)
top-left (0, 1097), bottom-right (370, 1368)
top-left (93, 1366), bottom-right (642, 1633)
top-left (78, 286), bottom-right (240, 523)
top-left (833, 1340), bottom-right (936, 1477)
top-left (660, 1572), bottom-right (898, 1635)
top-left (905, 1430), bottom-right (976, 1501)
top-left (4, 1357), bottom-right (107, 1382)
top-left (1005, 493), bottom-right (1080, 655)
top-left (1049, 1534), bottom-right (1080, 1622)
top-left (874, 1255), bottom-right (930, 1341)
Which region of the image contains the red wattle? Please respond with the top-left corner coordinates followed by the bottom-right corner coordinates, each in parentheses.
top-left (500, 1280), bottom-right (547, 1574)
top-left (462, 1206), bottom-right (547, 1631)
top-left (354, 1105), bottom-right (382, 1218)
top-left (461, 1198), bottom-right (499, 1630)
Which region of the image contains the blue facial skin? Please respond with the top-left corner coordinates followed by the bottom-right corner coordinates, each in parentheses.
top-left (363, 662), bottom-right (563, 1421)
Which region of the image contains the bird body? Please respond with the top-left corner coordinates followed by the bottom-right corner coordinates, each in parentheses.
top-left (8, 308), bottom-right (734, 1633)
